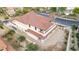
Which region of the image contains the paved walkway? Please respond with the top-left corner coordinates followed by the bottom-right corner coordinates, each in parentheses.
top-left (66, 28), bottom-right (72, 51)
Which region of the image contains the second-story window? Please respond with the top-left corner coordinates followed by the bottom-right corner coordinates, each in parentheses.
top-left (40, 29), bottom-right (43, 32)
top-left (35, 27), bottom-right (37, 30)
top-left (29, 24), bottom-right (30, 27)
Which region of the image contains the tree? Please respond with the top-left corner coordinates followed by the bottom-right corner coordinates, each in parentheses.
top-left (12, 43), bottom-right (19, 49)
top-left (26, 43), bottom-right (39, 51)
top-left (0, 8), bottom-right (5, 15)
top-left (17, 35), bottom-right (25, 42)
top-left (5, 16), bottom-right (9, 19)
top-left (15, 9), bottom-right (22, 16)
top-left (0, 23), bottom-right (4, 29)
top-left (71, 24), bottom-right (78, 31)
top-left (50, 7), bottom-right (57, 12)
top-left (77, 42), bottom-right (79, 47)
top-left (73, 7), bottom-right (79, 14)
top-left (3, 30), bottom-right (15, 39)
top-left (58, 7), bottom-right (66, 14)
top-left (71, 47), bottom-right (76, 51)
top-left (76, 33), bottom-right (79, 39)
top-left (0, 7), bottom-right (7, 16)
top-left (32, 7), bottom-right (41, 13)
top-left (7, 37), bottom-right (12, 41)
top-left (8, 30), bottom-right (15, 35)
top-left (23, 7), bottom-right (32, 14)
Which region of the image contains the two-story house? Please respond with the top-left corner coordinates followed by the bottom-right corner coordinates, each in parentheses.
top-left (12, 11), bottom-right (56, 41)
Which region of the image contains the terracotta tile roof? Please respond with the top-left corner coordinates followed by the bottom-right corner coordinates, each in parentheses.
top-left (15, 11), bottom-right (53, 30)
top-left (26, 29), bottom-right (44, 39)
top-left (0, 37), bottom-right (15, 51)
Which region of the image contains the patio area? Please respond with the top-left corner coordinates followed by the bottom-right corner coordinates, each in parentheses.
top-left (38, 26), bottom-right (67, 51)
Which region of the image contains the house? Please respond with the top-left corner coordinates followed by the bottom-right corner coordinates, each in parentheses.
top-left (64, 7), bottom-right (74, 15)
top-left (6, 7), bottom-right (23, 16)
top-left (0, 37), bottom-right (15, 51)
top-left (12, 11), bottom-right (56, 41)
top-left (6, 7), bottom-right (16, 16)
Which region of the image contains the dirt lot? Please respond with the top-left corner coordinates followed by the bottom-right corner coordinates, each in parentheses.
top-left (38, 26), bottom-right (66, 51)
top-left (0, 25), bottom-right (67, 51)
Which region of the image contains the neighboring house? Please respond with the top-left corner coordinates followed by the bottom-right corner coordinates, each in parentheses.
top-left (65, 7), bottom-right (74, 15)
top-left (6, 7), bottom-right (16, 16)
top-left (12, 11), bottom-right (56, 41)
top-left (0, 37), bottom-right (15, 51)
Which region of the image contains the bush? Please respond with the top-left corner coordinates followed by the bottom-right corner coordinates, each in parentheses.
top-left (17, 35), bottom-right (25, 42)
top-left (71, 47), bottom-right (76, 51)
top-left (73, 7), bottom-right (79, 14)
top-left (5, 16), bottom-right (9, 19)
top-left (8, 30), bottom-right (15, 35)
top-left (69, 14), bottom-right (76, 16)
top-left (0, 23), bottom-right (4, 29)
top-left (77, 42), bottom-right (79, 47)
top-left (72, 34), bottom-right (74, 38)
top-left (72, 40), bottom-right (75, 43)
top-left (71, 24), bottom-right (78, 31)
top-left (3, 30), bottom-right (15, 39)
top-left (23, 7), bottom-right (31, 14)
top-left (7, 37), bottom-right (12, 41)
top-left (26, 43), bottom-right (39, 51)
top-left (76, 33), bottom-right (79, 39)
top-left (15, 9), bottom-right (23, 16)
top-left (64, 41), bottom-right (67, 44)
top-left (12, 44), bottom-right (19, 49)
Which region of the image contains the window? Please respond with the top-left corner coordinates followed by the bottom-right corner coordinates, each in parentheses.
top-left (35, 27), bottom-right (37, 30)
top-left (40, 29), bottom-right (43, 32)
top-left (29, 24), bottom-right (30, 27)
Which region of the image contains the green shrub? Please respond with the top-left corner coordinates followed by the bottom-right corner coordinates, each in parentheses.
top-left (76, 33), bottom-right (79, 39)
top-left (26, 43), bottom-right (39, 51)
top-left (17, 35), bottom-right (25, 42)
top-left (0, 23), bottom-right (4, 29)
top-left (5, 16), bottom-right (9, 19)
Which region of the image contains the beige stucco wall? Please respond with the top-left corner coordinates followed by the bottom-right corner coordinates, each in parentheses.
top-left (12, 20), bottom-right (56, 40)
top-left (12, 20), bottom-right (28, 32)
top-left (12, 20), bottom-right (42, 33)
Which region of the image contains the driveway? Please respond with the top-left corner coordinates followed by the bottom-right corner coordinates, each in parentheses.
top-left (39, 26), bottom-right (66, 51)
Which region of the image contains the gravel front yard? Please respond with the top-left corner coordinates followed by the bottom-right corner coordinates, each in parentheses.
top-left (38, 26), bottom-right (66, 51)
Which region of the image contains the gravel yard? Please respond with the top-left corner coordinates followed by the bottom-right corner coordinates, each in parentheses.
top-left (38, 26), bottom-right (66, 51)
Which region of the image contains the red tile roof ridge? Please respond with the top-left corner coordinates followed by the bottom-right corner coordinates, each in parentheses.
top-left (13, 11), bottom-right (53, 30)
